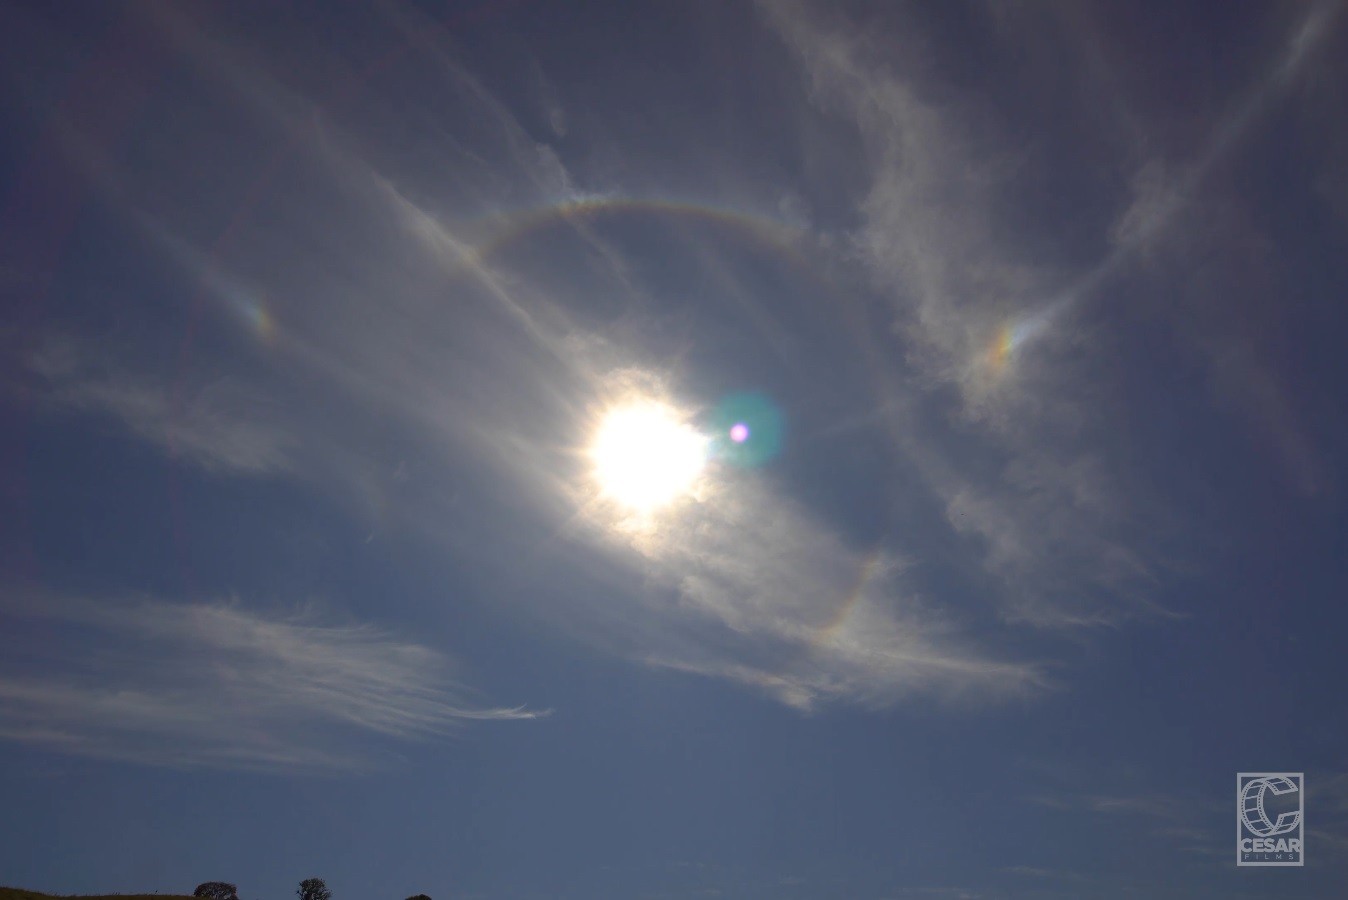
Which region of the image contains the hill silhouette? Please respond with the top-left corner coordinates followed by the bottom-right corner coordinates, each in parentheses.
top-left (3, 888), bottom-right (196, 900)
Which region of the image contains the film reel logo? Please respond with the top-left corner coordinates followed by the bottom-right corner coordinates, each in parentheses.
top-left (1237, 773), bottom-right (1304, 867)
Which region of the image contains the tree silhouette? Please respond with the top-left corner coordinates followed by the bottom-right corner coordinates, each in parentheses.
top-left (194, 884), bottom-right (238, 900)
top-left (406, 895), bottom-right (432, 900)
top-left (297, 878), bottom-right (331, 900)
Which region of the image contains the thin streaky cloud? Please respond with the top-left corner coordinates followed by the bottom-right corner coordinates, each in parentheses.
top-left (17, 19), bottom-right (1052, 714)
top-left (760, 0), bottom-right (1342, 627)
top-left (760, 0), bottom-right (1170, 628)
top-left (577, 466), bottom-right (1048, 711)
top-left (0, 587), bottom-right (544, 772)
top-left (25, 335), bottom-right (294, 475)
top-left (17, 0), bottom-right (1292, 719)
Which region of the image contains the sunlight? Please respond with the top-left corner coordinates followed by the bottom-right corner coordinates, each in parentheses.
top-left (590, 402), bottom-right (707, 512)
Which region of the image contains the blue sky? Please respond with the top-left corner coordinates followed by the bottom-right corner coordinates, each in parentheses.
top-left (2, 1), bottom-right (1347, 897)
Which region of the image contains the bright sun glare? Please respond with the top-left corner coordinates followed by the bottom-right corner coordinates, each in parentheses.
top-left (591, 403), bottom-right (707, 512)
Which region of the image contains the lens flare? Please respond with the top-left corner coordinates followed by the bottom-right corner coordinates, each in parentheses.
top-left (708, 392), bottom-right (784, 467)
top-left (591, 403), bottom-right (707, 512)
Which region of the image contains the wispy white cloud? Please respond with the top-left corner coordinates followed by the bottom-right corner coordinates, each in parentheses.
top-left (10, 0), bottom-right (1185, 713)
top-left (1303, 769), bottom-right (1348, 862)
top-left (1096, 0), bottom-right (1343, 498)
top-left (41, 8), bottom-right (1045, 713)
top-left (758, 0), bottom-right (1342, 627)
top-left (24, 52), bottom-right (1043, 719)
top-left (25, 335), bottom-right (294, 475)
top-left (597, 471), bottom-right (1046, 711)
top-left (1313, 769), bottom-right (1348, 813)
top-left (884, 888), bottom-right (987, 900)
top-left (1032, 782), bottom-right (1235, 864)
top-left (758, 0), bottom-right (1172, 627)
top-left (1033, 791), bottom-right (1189, 818)
top-left (0, 587), bottom-right (543, 772)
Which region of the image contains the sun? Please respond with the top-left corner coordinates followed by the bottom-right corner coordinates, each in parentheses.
top-left (590, 402), bottom-right (707, 512)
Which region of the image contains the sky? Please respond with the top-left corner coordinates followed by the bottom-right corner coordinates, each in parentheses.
top-left (2, 1), bottom-right (1348, 898)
